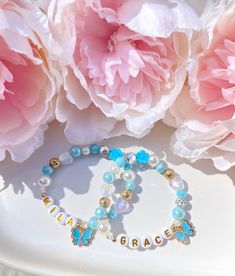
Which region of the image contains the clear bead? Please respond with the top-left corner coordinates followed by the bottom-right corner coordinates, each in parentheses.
top-left (169, 175), bottom-right (186, 191)
top-left (175, 198), bottom-right (186, 208)
top-left (81, 146), bottom-right (90, 155)
top-left (100, 183), bottom-right (116, 197)
top-left (59, 151), bottom-right (73, 165)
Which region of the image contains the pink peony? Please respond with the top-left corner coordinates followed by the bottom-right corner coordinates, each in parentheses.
top-left (47, 0), bottom-right (200, 144)
top-left (165, 1), bottom-right (235, 171)
top-left (0, 0), bottom-right (59, 162)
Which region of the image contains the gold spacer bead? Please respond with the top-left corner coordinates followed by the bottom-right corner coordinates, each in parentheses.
top-left (99, 197), bottom-right (111, 208)
top-left (120, 190), bottom-right (132, 201)
top-left (49, 157), bottom-right (60, 169)
top-left (164, 169), bottom-right (175, 180)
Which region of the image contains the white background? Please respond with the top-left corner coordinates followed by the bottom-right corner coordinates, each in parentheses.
top-left (1, 1), bottom-right (235, 275)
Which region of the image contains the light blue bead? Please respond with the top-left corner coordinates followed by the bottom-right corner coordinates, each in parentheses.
top-left (88, 217), bottom-right (98, 230)
top-left (115, 157), bottom-right (126, 167)
top-left (172, 206), bottom-right (185, 220)
top-left (124, 163), bottom-right (132, 171)
top-left (125, 181), bottom-right (136, 191)
top-left (136, 150), bottom-right (150, 164)
top-left (90, 144), bottom-right (100, 154)
top-left (177, 190), bottom-right (187, 198)
top-left (95, 207), bottom-right (107, 219)
top-left (108, 208), bottom-right (118, 220)
top-left (156, 160), bottom-right (167, 174)
top-left (108, 148), bottom-right (123, 161)
top-left (42, 165), bottom-right (54, 176)
top-left (70, 146), bottom-right (81, 158)
top-left (103, 171), bottom-right (115, 183)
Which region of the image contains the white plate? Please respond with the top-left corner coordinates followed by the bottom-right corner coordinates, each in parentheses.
top-left (0, 121), bottom-right (235, 276)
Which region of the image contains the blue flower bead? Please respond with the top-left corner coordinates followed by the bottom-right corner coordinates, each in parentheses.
top-left (90, 144), bottom-right (100, 154)
top-left (70, 145), bottom-right (81, 158)
top-left (136, 150), bottom-right (150, 164)
top-left (108, 148), bottom-right (123, 161)
top-left (42, 165), bottom-right (54, 176)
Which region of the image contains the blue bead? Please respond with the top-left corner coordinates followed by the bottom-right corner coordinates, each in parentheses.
top-left (103, 171), bottom-right (115, 183)
top-left (90, 144), bottom-right (100, 154)
top-left (88, 217), bottom-right (98, 230)
top-left (95, 207), bottom-right (107, 219)
top-left (172, 206), bottom-right (185, 220)
top-left (125, 181), bottom-right (136, 191)
top-left (70, 146), bottom-right (81, 158)
top-left (177, 189), bottom-right (187, 198)
top-left (136, 150), bottom-right (150, 164)
top-left (156, 160), bottom-right (167, 174)
top-left (108, 148), bottom-right (123, 161)
top-left (108, 208), bottom-right (118, 220)
top-left (42, 165), bottom-right (54, 176)
top-left (115, 157), bottom-right (126, 167)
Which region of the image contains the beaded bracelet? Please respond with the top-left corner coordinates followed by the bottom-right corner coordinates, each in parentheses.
top-left (99, 150), bottom-right (195, 250)
top-left (38, 144), bottom-right (116, 247)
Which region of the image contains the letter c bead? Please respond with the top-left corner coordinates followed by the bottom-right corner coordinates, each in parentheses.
top-left (117, 234), bottom-right (129, 247)
top-left (152, 233), bottom-right (164, 246)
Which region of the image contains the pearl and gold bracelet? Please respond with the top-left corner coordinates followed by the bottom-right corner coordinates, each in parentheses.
top-left (101, 150), bottom-right (195, 250)
top-left (38, 144), bottom-right (115, 247)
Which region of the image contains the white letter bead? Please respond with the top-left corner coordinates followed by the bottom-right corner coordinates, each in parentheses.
top-left (141, 236), bottom-right (152, 249)
top-left (117, 234), bottom-right (129, 247)
top-left (129, 236), bottom-right (140, 249)
top-left (56, 212), bottom-right (68, 225)
top-left (42, 196), bottom-right (54, 207)
top-left (48, 205), bottom-right (60, 217)
top-left (161, 227), bottom-right (173, 239)
top-left (59, 151), bottom-right (73, 165)
top-left (152, 233), bottom-right (164, 246)
top-left (65, 216), bottom-right (78, 228)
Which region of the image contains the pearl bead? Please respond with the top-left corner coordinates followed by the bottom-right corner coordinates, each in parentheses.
top-left (42, 196), bottom-right (54, 207)
top-left (95, 207), bottom-right (107, 219)
top-left (42, 165), bottom-right (54, 176)
top-left (48, 205), bottom-right (60, 217)
top-left (129, 236), bottom-right (140, 249)
top-left (172, 206), bottom-right (185, 220)
top-left (56, 212), bottom-right (68, 225)
top-left (175, 198), bottom-right (186, 208)
top-left (122, 170), bottom-right (136, 182)
top-left (100, 145), bottom-right (110, 158)
top-left (66, 216), bottom-right (78, 228)
top-left (161, 227), bottom-right (173, 239)
top-left (148, 155), bottom-right (159, 168)
top-left (110, 165), bottom-right (121, 174)
top-left (117, 234), bottom-right (129, 246)
top-left (81, 146), bottom-right (90, 155)
top-left (88, 217), bottom-right (98, 230)
top-left (38, 176), bottom-right (51, 188)
top-left (103, 171), bottom-right (115, 183)
top-left (152, 233), bottom-right (164, 246)
top-left (59, 151), bottom-right (73, 165)
top-left (97, 220), bottom-right (111, 233)
top-left (100, 183), bottom-right (116, 197)
top-left (125, 152), bottom-right (136, 164)
top-left (99, 197), bottom-right (111, 208)
top-left (169, 175), bottom-right (186, 191)
top-left (114, 198), bottom-right (129, 213)
top-left (141, 236), bottom-right (152, 249)
top-left (70, 145), bottom-right (81, 158)
top-left (49, 157), bottom-right (60, 169)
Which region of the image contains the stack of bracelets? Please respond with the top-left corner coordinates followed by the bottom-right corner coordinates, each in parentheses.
top-left (38, 144), bottom-right (195, 250)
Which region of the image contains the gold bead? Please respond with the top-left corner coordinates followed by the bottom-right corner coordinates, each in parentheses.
top-left (99, 197), bottom-right (111, 208)
top-left (120, 190), bottom-right (132, 201)
top-left (49, 157), bottom-right (60, 169)
top-left (164, 169), bottom-right (175, 180)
